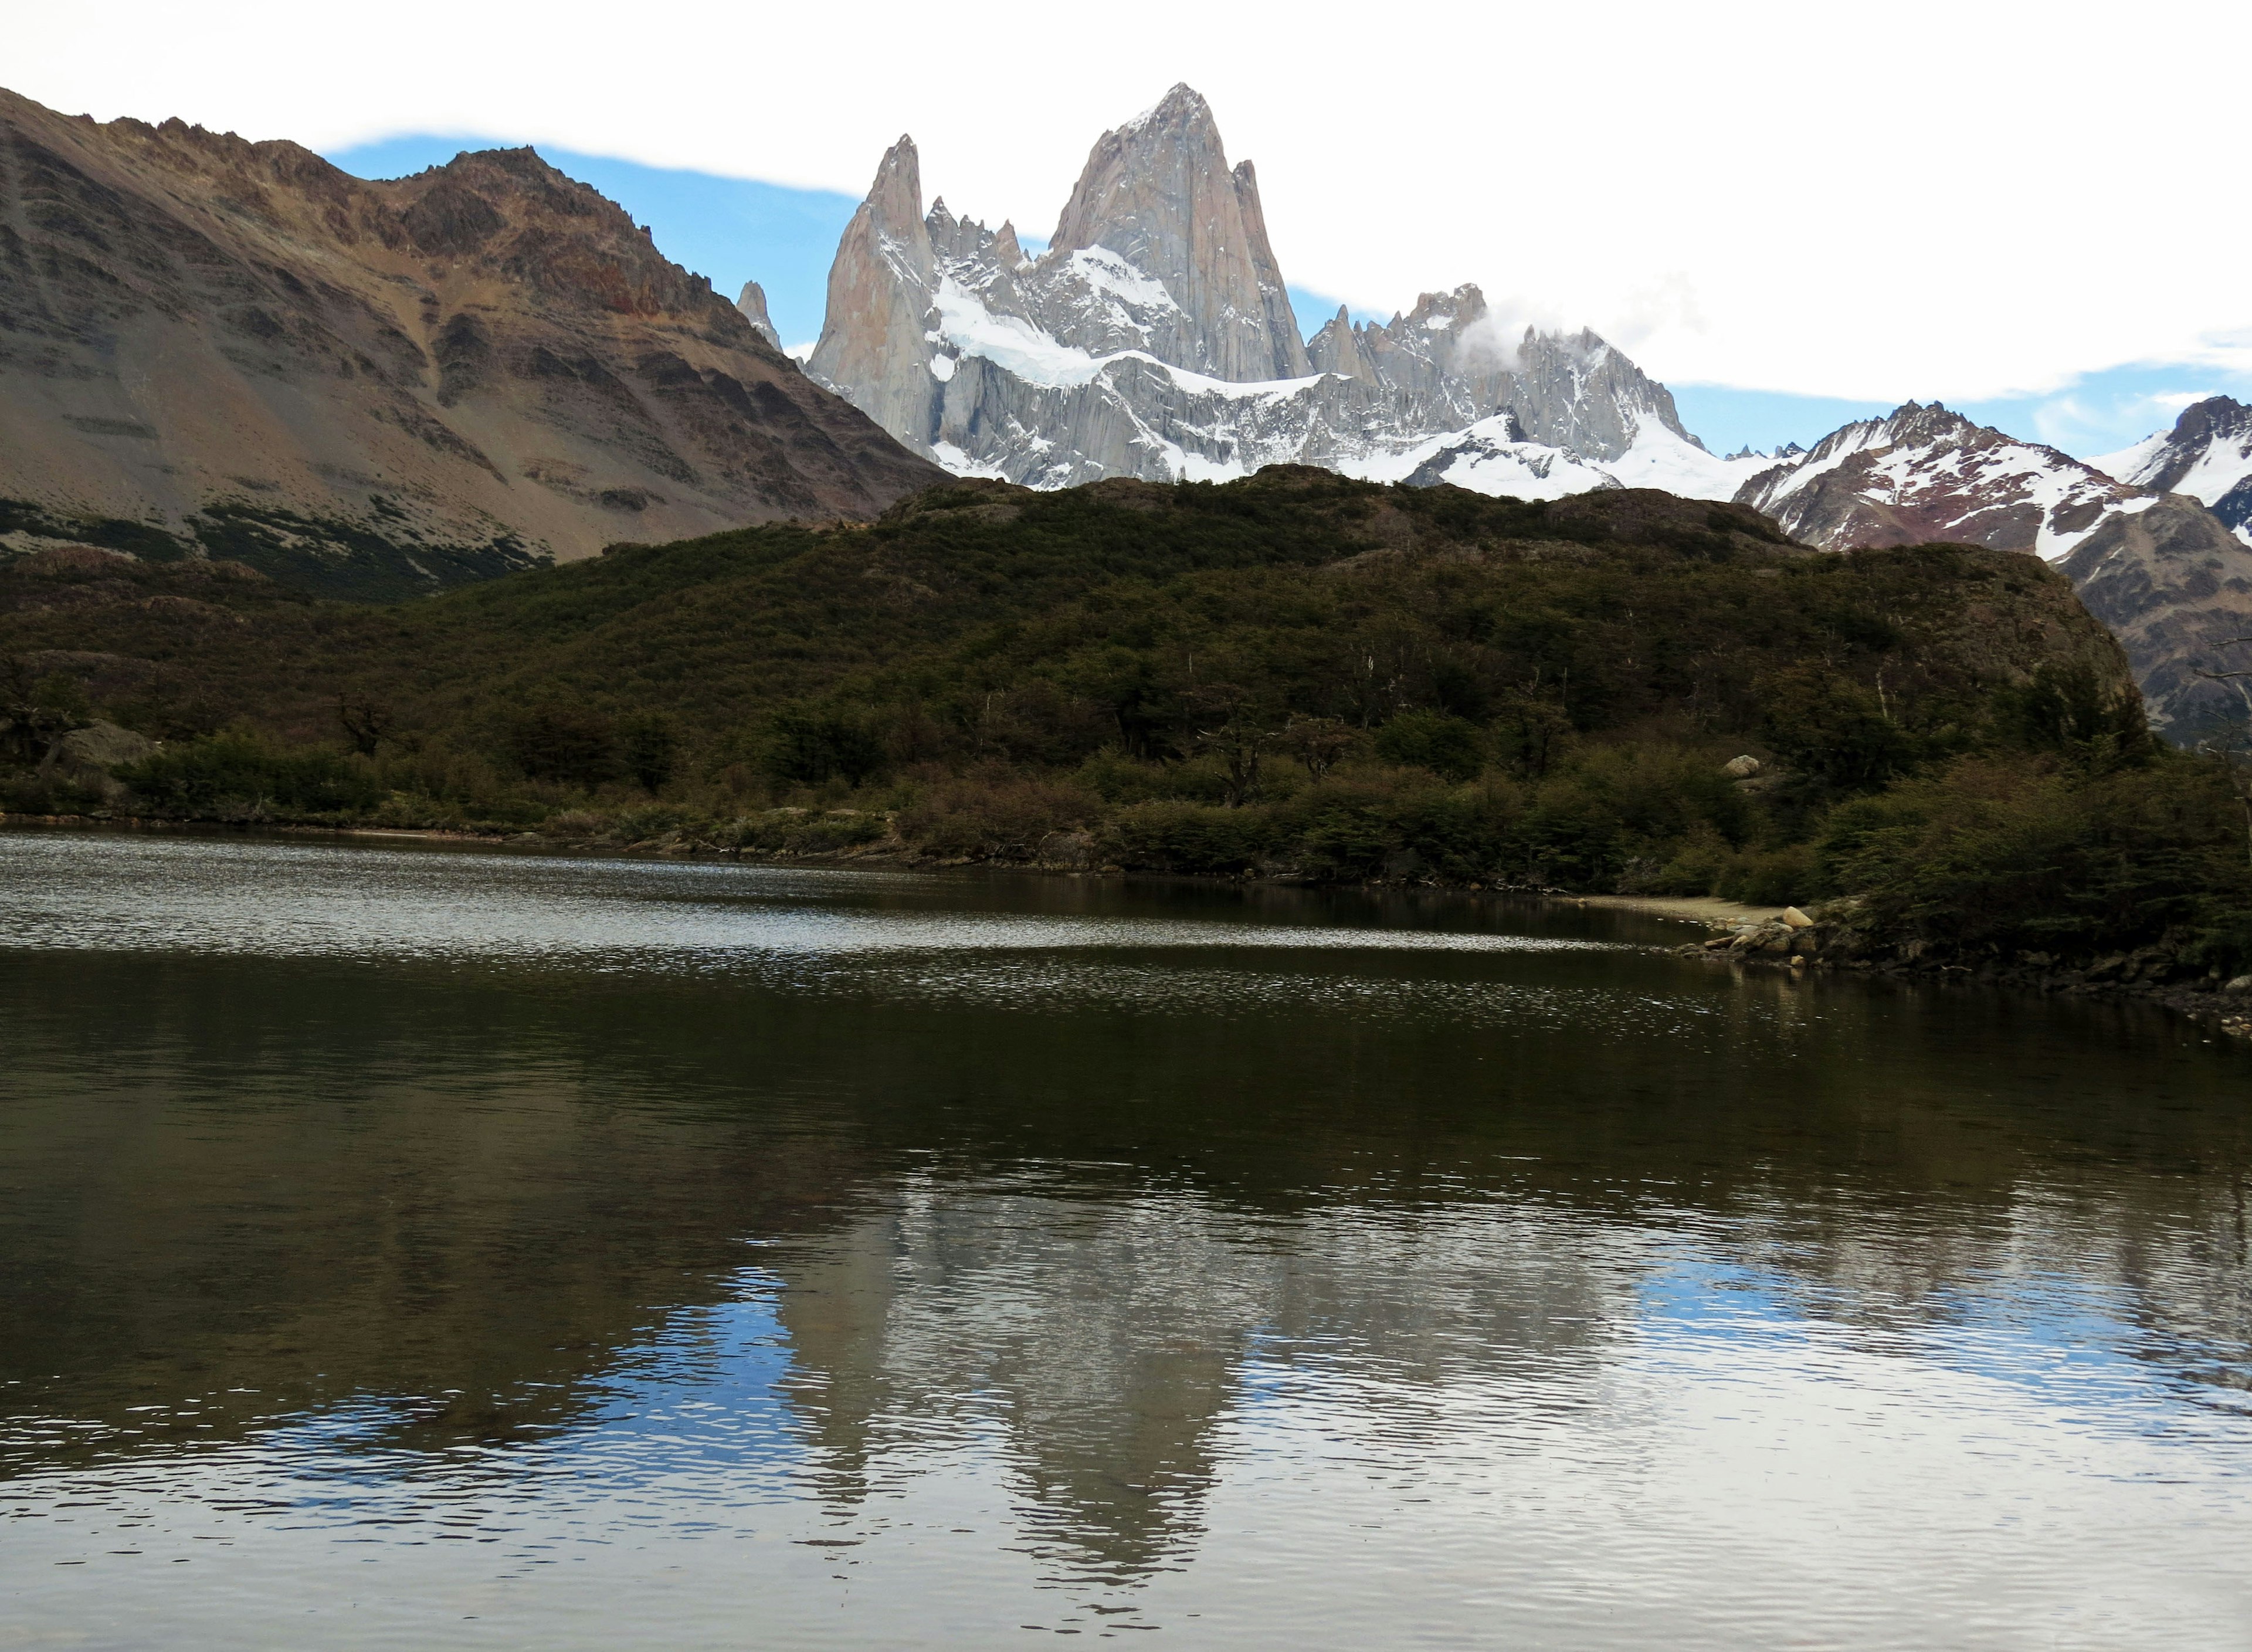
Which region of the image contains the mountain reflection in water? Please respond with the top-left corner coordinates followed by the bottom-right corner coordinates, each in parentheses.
top-left (1, 830), bottom-right (2247, 1648)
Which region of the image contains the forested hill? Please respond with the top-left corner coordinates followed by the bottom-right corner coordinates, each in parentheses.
top-left (4, 470), bottom-right (2248, 979)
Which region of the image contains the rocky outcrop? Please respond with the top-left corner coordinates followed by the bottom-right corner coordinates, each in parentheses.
top-left (35, 719), bottom-right (156, 805)
top-left (801, 85), bottom-right (1749, 498)
top-left (734, 281), bottom-right (781, 347)
top-left (0, 86), bottom-right (941, 596)
top-left (2057, 494), bottom-right (2252, 736)
top-left (805, 137), bottom-right (942, 449)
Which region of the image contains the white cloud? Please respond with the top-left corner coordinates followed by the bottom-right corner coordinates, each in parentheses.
top-left (11, 0), bottom-right (2252, 404)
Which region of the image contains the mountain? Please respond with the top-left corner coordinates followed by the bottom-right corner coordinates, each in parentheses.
top-left (1732, 402), bottom-right (2151, 560)
top-left (2094, 396), bottom-right (2252, 545)
top-left (0, 87), bottom-right (940, 598)
top-left (803, 86), bottom-right (1752, 497)
top-left (1732, 401), bottom-right (2252, 735)
top-left (2058, 497), bottom-right (2252, 736)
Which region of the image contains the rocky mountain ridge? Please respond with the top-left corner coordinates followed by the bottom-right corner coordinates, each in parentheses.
top-left (803, 85), bottom-right (1751, 496)
top-left (1733, 402), bottom-right (2151, 561)
top-left (0, 86), bottom-right (939, 596)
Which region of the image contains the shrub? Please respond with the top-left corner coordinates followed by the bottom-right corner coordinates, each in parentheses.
top-left (619, 712), bottom-right (680, 793)
top-left (1101, 799), bottom-right (1277, 874)
top-left (1819, 754), bottom-right (2252, 962)
top-left (898, 774), bottom-right (1091, 859)
top-left (504, 701), bottom-right (620, 786)
top-left (1717, 844), bottom-right (1820, 907)
top-left (722, 808), bottom-right (888, 854)
top-left (762, 707), bottom-right (886, 786)
top-left (1373, 710), bottom-right (1486, 781)
top-left (119, 731), bottom-right (384, 819)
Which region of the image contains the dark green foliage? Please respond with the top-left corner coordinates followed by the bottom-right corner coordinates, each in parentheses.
top-left (1989, 661), bottom-right (2154, 769)
top-left (1373, 710), bottom-right (1485, 781)
top-left (619, 711), bottom-right (679, 793)
top-left (504, 701), bottom-right (619, 786)
top-left (0, 497), bottom-right (194, 562)
top-left (0, 497), bottom-right (538, 598)
top-left (762, 708), bottom-right (886, 786)
top-left (187, 502), bottom-right (543, 602)
top-left (117, 732), bottom-right (384, 819)
top-left (1820, 756), bottom-right (2251, 968)
top-left (1758, 665), bottom-right (1925, 792)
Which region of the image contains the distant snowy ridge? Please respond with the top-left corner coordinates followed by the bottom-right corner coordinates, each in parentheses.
top-left (1734, 402), bottom-right (2155, 562)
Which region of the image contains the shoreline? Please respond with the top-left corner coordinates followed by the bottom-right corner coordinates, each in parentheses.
top-left (6, 811), bottom-right (2247, 1039)
top-left (1563, 894), bottom-right (1786, 925)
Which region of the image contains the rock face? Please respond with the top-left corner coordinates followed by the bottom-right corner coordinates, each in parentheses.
top-left (1733, 403), bottom-right (2151, 560)
top-left (2094, 396), bottom-right (2252, 543)
top-left (802, 85), bottom-right (1761, 498)
top-left (2057, 495), bottom-right (2252, 736)
top-left (734, 281), bottom-right (781, 348)
top-left (0, 86), bottom-right (941, 596)
top-left (1045, 87), bottom-right (1308, 382)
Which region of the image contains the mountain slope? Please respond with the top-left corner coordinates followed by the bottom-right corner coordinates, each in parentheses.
top-left (2058, 495), bottom-right (2252, 735)
top-left (0, 87), bottom-right (940, 597)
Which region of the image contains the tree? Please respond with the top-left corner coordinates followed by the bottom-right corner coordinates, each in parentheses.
top-left (762, 707), bottom-right (886, 786)
top-left (1280, 715), bottom-right (1354, 782)
top-left (619, 712), bottom-right (680, 795)
top-left (1183, 683), bottom-right (1276, 807)
top-left (503, 701), bottom-right (620, 787)
top-left (336, 693), bottom-right (394, 757)
top-left (1373, 709), bottom-right (1485, 782)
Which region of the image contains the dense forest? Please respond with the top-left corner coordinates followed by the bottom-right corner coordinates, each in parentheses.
top-left (5, 470), bottom-right (2250, 979)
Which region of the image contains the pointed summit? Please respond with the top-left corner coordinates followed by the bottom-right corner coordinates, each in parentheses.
top-left (1047, 84), bottom-right (1308, 381)
top-left (808, 134), bottom-right (938, 445)
top-left (734, 279), bottom-right (779, 347)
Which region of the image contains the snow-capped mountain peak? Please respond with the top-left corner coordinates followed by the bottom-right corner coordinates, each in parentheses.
top-left (801, 87), bottom-right (1749, 497)
top-left (1734, 401), bottom-right (2153, 561)
top-left (2092, 396), bottom-right (2252, 545)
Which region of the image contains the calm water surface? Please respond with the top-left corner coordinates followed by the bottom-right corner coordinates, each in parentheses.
top-left (1, 827), bottom-right (2248, 1650)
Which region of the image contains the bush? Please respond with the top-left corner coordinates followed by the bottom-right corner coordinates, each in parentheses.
top-left (897, 774), bottom-right (1091, 858)
top-left (619, 712), bottom-right (680, 793)
top-left (1373, 710), bottom-right (1486, 781)
top-left (1717, 844), bottom-right (1820, 907)
top-left (504, 701), bottom-right (620, 786)
top-left (119, 731), bottom-right (384, 819)
top-left (723, 809), bottom-right (888, 854)
top-left (1101, 799), bottom-right (1277, 874)
top-left (1819, 754), bottom-right (2252, 963)
top-left (762, 707), bottom-right (886, 786)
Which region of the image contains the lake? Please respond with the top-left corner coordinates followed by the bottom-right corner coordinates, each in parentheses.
top-left (1, 827), bottom-right (2247, 1648)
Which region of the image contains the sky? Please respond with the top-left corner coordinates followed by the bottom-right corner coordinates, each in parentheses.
top-left (16, 0), bottom-right (2252, 459)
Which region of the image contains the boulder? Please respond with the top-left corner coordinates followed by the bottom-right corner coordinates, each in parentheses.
top-left (1722, 755), bottom-right (1762, 778)
top-left (1780, 905), bottom-right (1815, 928)
top-left (35, 719), bottom-right (156, 806)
